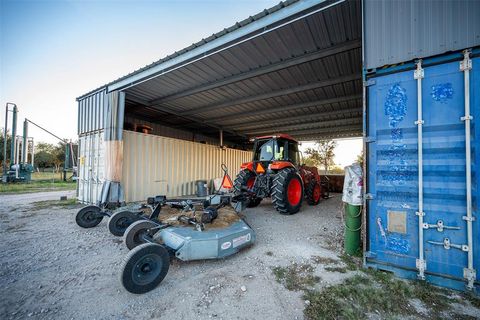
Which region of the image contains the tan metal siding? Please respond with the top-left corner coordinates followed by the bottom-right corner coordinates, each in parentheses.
top-left (77, 131), bottom-right (105, 204)
top-left (122, 130), bottom-right (250, 202)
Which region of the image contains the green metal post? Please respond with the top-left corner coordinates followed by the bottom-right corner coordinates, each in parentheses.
top-left (344, 203), bottom-right (362, 255)
top-left (10, 105), bottom-right (17, 165)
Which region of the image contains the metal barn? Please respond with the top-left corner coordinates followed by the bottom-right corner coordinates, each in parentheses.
top-left (77, 0), bottom-right (480, 292)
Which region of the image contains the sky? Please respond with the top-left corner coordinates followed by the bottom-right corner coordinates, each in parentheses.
top-left (0, 0), bottom-right (362, 166)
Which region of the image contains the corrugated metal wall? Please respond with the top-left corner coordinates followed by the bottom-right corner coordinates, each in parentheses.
top-left (122, 130), bottom-right (250, 202)
top-left (77, 131), bottom-right (105, 204)
top-left (77, 88), bottom-right (107, 135)
top-left (364, 0), bottom-right (480, 70)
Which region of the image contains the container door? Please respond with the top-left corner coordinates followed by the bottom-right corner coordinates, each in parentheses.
top-left (77, 131), bottom-right (105, 204)
top-left (367, 57), bottom-right (479, 290)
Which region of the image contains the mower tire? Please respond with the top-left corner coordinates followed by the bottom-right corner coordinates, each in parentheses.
top-left (272, 168), bottom-right (304, 215)
top-left (306, 181), bottom-right (322, 205)
top-left (120, 243), bottom-right (170, 294)
top-left (76, 206), bottom-right (103, 228)
top-left (124, 220), bottom-right (157, 250)
top-left (233, 169), bottom-right (262, 208)
top-left (108, 210), bottom-right (141, 236)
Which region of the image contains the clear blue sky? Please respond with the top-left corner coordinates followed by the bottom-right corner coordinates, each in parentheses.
top-left (0, 0), bottom-right (280, 142)
top-left (1, 0), bottom-right (362, 166)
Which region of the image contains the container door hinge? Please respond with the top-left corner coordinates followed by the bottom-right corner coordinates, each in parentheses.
top-left (461, 115), bottom-right (473, 121)
top-left (462, 215), bottom-right (476, 222)
top-left (365, 193), bottom-right (374, 200)
top-left (364, 136), bottom-right (376, 143)
top-left (427, 238), bottom-right (469, 252)
top-left (416, 259), bottom-right (427, 280)
top-left (422, 220), bottom-right (461, 232)
top-left (363, 79), bottom-right (376, 87)
top-left (464, 268), bottom-right (476, 290)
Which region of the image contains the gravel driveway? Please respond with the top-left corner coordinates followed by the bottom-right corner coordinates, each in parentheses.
top-left (0, 191), bottom-right (347, 320)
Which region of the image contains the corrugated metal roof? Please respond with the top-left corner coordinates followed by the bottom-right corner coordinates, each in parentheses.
top-left (80, 0), bottom-right (363, 142)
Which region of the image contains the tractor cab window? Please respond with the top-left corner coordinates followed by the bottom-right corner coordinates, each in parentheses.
top-left (254, 139), bottom-right (284, 161)
top-left (287, 141), bottom-right (300, 165)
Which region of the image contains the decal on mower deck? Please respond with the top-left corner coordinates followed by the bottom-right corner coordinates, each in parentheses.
top-left (221, 241), bottom-right (232, 250)
top-left (232, 233), bottom-right (251, 248)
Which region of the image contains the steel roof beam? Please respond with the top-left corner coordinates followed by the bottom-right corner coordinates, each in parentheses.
top-left (176, 73), bottom-right (360, 116)
top-left (231, 106), bottom-right (361, 130)
top-left (295, 131), bottom-right (362, 141)
top-left (244, 117), bottom-right (362, 135)
top-left (149, 40), bottom-right (361, 105)
top-left (287, 125), bottom-right (362, 137)
top-left (209, 94), bottom-right (361, 123)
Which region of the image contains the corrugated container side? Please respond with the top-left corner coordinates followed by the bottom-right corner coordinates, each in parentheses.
top-left (366, 53), bottom-right (479, 292)
top-left (77, 131), bottom-right (105, 204)
top-left (122, 130), bottom-right (250, 202)
top-left (364, 0), bottom-right (480, 70)
top-left (77, 88), bottom-right (107, 135)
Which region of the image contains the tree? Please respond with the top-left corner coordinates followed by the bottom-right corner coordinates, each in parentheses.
top-left (305, 140), bottom-right (337, 173)
top-left (355, 150), bottom-right (364, 167)
top-left (0, 129), bottom-right (13, 170)
top-left (34, 143), bottom-right (56, 169)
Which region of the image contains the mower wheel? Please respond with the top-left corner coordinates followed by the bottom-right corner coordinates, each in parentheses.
top-left (124, 220), bottom-right (157, 250)
top-left (306, 181), bottom-right (322, 205)
top-left (108, 211), bottom-right (141, 236)
top-left (120, 243), bottom-right (170, 294)
top-left (272, 168), bottom-right (304, 215)
top-left (233, 169), bottom-right (262, 208)
top-left (75, 206), bottom-right (103, 228)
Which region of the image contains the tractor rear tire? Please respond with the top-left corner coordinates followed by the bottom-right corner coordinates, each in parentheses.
top-left (306, 181), bottom-right (322, 205)
top-left (233, 170), bottom-right (262, 208)
top-left (120, 243), bottom-right (170, 294)
top-left (272, 168), bottom-right (304, 215)
top-left (108, 210), bottom-right (141, 236)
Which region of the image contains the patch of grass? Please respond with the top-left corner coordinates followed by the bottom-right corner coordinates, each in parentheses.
top-left (303, 266), bottom-right (478, 320)
top-left (311, 256), bottom-right (338, 265)
top-left (339, 253), bottom-right (360, 271)
top-left (31, 198), bottom-right (80, 210)
top-left (272, 263), bottom-right (320, 291)
top-left (324, 266), bottom-right (347, 273)
top-left (265, 251), bottom-right (274, 256)
top-left (463, 293), bottom-right (480, 309)
top-left (0, 179), bottom-right (76, 194)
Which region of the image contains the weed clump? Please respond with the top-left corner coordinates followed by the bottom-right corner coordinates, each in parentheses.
top-left (272, 263), bottom-right (320, 291)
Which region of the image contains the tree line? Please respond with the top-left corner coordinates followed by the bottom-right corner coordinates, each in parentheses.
top-left (0, 129), bottom-right (76, 172)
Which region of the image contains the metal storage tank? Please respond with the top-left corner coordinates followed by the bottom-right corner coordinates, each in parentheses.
top-left (364, 50), bottom-right (479, 291)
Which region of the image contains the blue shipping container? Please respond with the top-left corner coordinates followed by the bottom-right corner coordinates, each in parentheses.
top-left (365, 51), bottom-right (479, 292)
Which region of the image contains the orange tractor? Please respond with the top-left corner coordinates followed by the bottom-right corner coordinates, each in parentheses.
top-left (233, 134), bottom-right (329, 214)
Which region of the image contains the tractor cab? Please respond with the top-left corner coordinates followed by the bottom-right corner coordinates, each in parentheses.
top-left (252, 134), bottom-right (300, 167)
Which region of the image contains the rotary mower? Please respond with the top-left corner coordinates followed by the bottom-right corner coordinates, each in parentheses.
top-left (75, 165), bottom-right (255, 294)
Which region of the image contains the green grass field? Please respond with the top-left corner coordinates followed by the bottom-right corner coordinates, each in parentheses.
top-left (0, 171), bottom-right (76, 194)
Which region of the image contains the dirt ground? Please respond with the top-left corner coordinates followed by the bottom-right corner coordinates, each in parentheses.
top-left (0, 191), bottom-right (478, 320)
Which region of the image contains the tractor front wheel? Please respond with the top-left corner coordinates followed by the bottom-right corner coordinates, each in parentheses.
top-left (306, 181), bottom-right (321, 205)
top-left (272, 168), bottom-right (304, 215)
top-left (233, 170), bottom-right (262, 208)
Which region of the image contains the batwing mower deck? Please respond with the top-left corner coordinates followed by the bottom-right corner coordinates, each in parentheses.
top-left (75, 167), bottom-right (255, 294)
